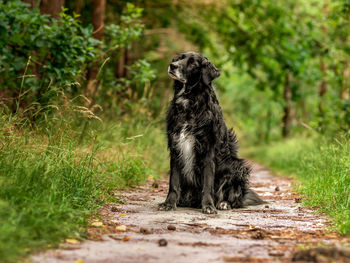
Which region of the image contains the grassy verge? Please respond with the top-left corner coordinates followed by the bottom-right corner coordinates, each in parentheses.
top-left (247, 135), bottom-right (350, 235)
top-left (0, 112), bottom-right (167, 262)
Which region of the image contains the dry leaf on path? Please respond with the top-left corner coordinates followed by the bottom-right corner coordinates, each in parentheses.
top-left (65, 239), bottom-right (79, 244)
top-left (122, 235), bottom-right (130, 241)
top-left (91, 221), bottom-right (103, 227)
top-left (115, 225), bottom-right (127, 231)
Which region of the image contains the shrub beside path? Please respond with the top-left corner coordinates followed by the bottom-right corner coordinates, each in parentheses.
top-left (32, 163), bottom-right (350, 263)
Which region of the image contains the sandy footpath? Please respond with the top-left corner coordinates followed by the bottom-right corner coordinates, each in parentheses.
top-left (31, 163), bottom-right (350, 263)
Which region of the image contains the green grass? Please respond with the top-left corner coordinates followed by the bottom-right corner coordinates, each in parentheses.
top-left (0, 112), bottom-right (168, 262)
top-left (247, 135), bottom-right (350, 235)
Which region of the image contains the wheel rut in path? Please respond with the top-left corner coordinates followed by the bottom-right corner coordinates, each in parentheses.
top-left (32, 163), bottom-right (349, 263)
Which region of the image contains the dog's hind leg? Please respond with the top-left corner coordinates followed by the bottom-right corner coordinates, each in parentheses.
top-left (215, 177), bottom-right (231, 210)
top-left (159, 158), bottom-right (180, 211)
top-left (228, 185), bottom-right (244, 208)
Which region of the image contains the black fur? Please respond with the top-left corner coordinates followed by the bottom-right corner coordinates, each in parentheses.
top-left (159, 52), bottom-right (265, 214)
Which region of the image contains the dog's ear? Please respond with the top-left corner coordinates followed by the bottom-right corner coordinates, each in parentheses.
top-left (201, 58), bottom-right (220, 85)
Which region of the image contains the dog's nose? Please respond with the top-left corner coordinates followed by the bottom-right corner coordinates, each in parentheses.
top-left (170, 63), bottom-right (178, 71)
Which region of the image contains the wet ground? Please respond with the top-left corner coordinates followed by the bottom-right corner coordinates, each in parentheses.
top-left (32, 163), bottom-right (349, 263)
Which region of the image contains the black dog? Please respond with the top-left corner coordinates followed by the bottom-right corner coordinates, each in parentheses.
top-left (159, 52), bottom-right (265, 214)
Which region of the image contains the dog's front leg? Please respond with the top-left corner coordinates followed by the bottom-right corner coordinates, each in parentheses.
top-left (202, 151), bottom-right (217, 214)
top-left (158, 158), bottom-right (180, 211)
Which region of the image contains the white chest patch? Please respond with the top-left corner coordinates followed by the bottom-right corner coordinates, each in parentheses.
top-left (175, 125), bottom-right (195, 184)
top-left (176, 96), bottom-right (189, 108)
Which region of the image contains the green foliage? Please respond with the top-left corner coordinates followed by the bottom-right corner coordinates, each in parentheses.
top-left (249, 135), bottom-right (350, 234)
top-left (97, 58), bottom-right (156, 114)
top-left (104, 3), bottom-right (144, 50)
top-left (0, 0), bottom-right (98, 109)
top-left (173, 0), bottom-right (349, 137)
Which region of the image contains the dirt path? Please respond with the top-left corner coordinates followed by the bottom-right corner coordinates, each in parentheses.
top-left (32, 163), bottom-right (349, 263)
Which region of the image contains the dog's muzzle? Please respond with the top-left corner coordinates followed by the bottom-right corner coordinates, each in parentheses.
top-left (168, 62), bottom-right (186, 83)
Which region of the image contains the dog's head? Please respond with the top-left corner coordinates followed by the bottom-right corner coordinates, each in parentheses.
top-left (168, 52), bottom-right (220, 86)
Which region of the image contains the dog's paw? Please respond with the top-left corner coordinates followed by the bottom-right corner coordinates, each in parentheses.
top-left (217, 201), bottom-right (231, 210)
top-left (158, 202), bottom-right (176, 211)
top-left (202, 205), bottom-right (217, 214)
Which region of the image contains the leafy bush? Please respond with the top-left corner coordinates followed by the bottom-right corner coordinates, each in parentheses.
top-left (97, 3), bottom-right (156, 113)
top-left (0, 0), bottom-right (98, 110)
top-left (103, 3), bottom-right (144, 50)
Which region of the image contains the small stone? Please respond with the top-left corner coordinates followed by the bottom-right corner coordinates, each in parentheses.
top-left (252, 231), bottom-right (265, 240)
top-left (275, 186), bottom-right (280, 191)
top-left (167, 224), bottom-right (176, 231)
top-left (295, 197), bottom-right (302, 203)
top-left (111, 206), bottom-right (119, 212)
top-left (158, 239), bottom-right (168, 247)
top-left (140, 227), bottom-right (152, 234)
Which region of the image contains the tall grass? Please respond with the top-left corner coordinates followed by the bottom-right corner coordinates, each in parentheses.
top-left (0, 109), bottom-right (168, 262)
top-left (248, 135), bottom-right (350, 235)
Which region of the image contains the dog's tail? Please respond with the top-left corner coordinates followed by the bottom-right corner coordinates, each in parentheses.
top-left (243, 188), bottom-right (267, 206)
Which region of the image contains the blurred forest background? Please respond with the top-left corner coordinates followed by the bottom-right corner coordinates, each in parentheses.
top-left (1, 0), bottom-right (349, 139)
top-left (0, 0), bottom-right (349, 261)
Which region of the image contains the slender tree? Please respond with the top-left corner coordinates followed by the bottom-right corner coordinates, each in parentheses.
top-left (282, 72), bottom-right (292, 137)
top-left (86, 0), bottom-right (106, 97)
top-left (91, 0), bottom-right (105, 41)
top-left (40, 0), bottom-right (65, 18)
top-left (75, 0), bottom-right (84, 14)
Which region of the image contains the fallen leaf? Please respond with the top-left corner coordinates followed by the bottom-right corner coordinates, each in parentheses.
top-left (247, 225), bottom-right (260, 231)
top-left (122, 235), bottom-right (130, 241)
top-left (75, 260), bottom-right (84, 263)
top-left (147, 175), bottom-right (153, 180)
top-left (91, 221), bottom-right (103, 227)
top-left (65, 238), bottom-right (79, 244)
top-left (115, 225), bottom-right (127, 231)
top-left (119, 213), bottom-right (127, 217)
top-left (109, 234), bottom-right (124, 240)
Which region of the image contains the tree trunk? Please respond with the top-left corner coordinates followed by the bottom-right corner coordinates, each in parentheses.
top-left (91, 0), bottom-right (105, 41)
top-left (116, 48), bottom-right (126, 78)
top-left (125, 48), bottom-right (131, 78)
top-left (340, 65), bottom-right (349, 100)
top-left (75, 0), bottom-right (84, 14)
top-left (86, 0), bottom-right (106, 97)
top-left (300, 99), bottom-right (307, 120)
top-left (318, 59), bottom-right (327, 124)
top-left (40, 0), bottom-right (65, 19)
top-left (282, 72), bottom-right (292, 137)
